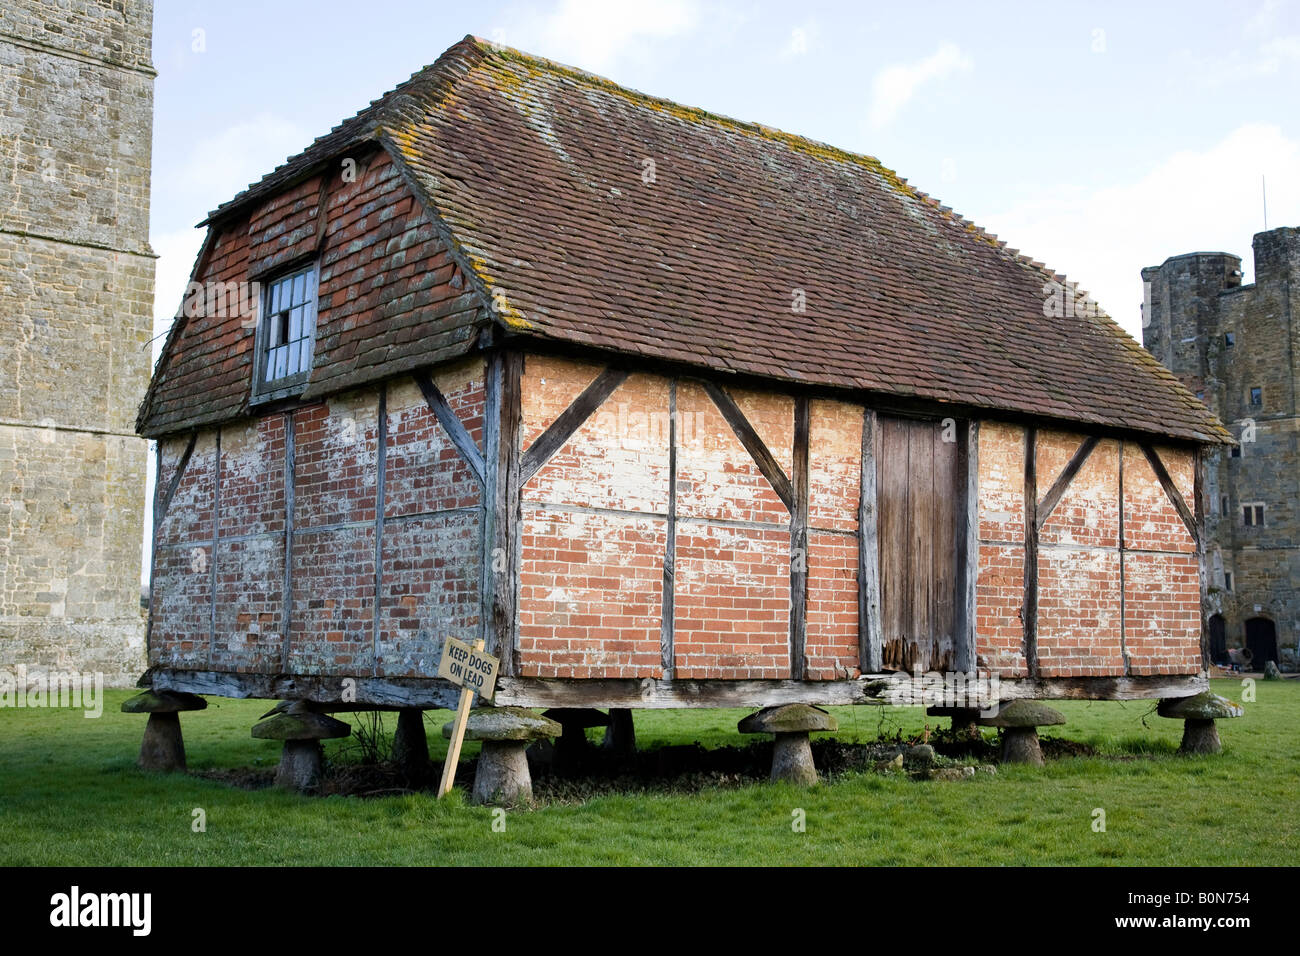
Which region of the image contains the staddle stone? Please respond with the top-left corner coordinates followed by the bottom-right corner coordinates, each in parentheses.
top-left (138, 713), bottom-right (187, 772)
top-left (978, 700), bottom-right (1065, 766)
top-left (927, 706), bottom-right (981, 738)
top-left (738, 704), bottom-right (838, 735)
top-left (602, 708), bottom-right (637, 757)
top-left (1158, 692), bottom-right (1243, 755)
top-left (442, 706), bottom-right (562, 742)
top-left (977, 699), bottom-right (1066, 728)
top-left (252, 710), bottom-right (352, 741)
top-left (1156, 692), bottom-right (1243, 721)
top-left (124, 690), bottom-right (206, 772)
top-left (275, 740), bottom-right (325, 792)
top-left (121, 690), bottom-right (207, 714)
top-left (739, 705), bottom-right (837, 785)
top-left (442, 708), bottom-right (560, 807)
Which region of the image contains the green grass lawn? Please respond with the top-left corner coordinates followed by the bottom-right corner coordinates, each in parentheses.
top-left (1, 678), bottom-right (1294, 865)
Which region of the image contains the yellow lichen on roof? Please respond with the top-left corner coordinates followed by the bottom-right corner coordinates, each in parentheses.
top-left (464, 251), bottom-right (534, 331)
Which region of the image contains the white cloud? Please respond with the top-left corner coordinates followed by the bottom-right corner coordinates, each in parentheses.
top-left (495, 0), bottom-right (701, 73)
top-left (980, 124), bottom-right (1300, 338)
top-left (868, 42), bottom-right (972, 128)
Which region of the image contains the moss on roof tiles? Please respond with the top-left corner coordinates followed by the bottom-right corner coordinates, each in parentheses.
top-left (142, 34), bottom-right (1232, 445)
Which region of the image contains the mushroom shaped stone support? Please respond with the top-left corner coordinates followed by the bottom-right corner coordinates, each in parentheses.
top-left (252, 709), bottom-right (351, 793)
top-left (443, 707), bottom-right (561, 807)
top-left (978, 700), bottom-right (1065, 765)
top-left (121, 690), bottom-right (208, 772)
top-left (1157, 692), bottom-right (1243, 755)
top-left (738, 704), bottom-right (838, 785)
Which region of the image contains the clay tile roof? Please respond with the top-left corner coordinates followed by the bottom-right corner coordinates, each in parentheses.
top-left (142, 35), bottom-right (1230, 444)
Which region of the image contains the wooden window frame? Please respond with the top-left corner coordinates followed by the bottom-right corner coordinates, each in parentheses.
top-left (251, 262), bottom-right (319, 404)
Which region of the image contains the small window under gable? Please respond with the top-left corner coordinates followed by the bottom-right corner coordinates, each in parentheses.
top-left (254, 264), bottom-right (318, 400)
top-left (1250, 386), bottom-right (1262, 406)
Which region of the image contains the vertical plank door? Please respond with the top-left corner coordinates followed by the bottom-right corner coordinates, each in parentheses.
top-left (877, 415), bottom-right (962, 672)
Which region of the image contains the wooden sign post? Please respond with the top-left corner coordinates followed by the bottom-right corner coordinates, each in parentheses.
top-left (436, 636), bottom-right (500, 799)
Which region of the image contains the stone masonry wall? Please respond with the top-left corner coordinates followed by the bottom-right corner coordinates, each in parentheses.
top-left (0, 0), bottom-right (155, 686)
top-left (1142, 228), bottom-right (1300, 668)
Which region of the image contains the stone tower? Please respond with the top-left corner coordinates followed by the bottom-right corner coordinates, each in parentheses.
top-left (0, 1), bottom-right (154, 685)
top-left (1142, 227), bottom-right (1300, 671)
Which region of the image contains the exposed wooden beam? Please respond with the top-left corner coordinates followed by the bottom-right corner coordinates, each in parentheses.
top-left (858, 409), bottom-right (882, 672)
top-left (661, 379), bottom-right (677, 678)
top-left (1023, 426), bottom-right (1039, 677)
top-left (414, 370), bottom-right (485, 486)
top-left (789, 396), bottom-right (810, 680)
top-left (281, 411), bottom-right (296, 667)
top-left (144, 442), bottom-right (164, 657)
top-left (484, 351), bottom-right (523, 674)
top-left (208, 429), bottom-right (221, 657)
top-left (1118, 441), bottom-right (1130, 675)
top-left (520, 367), bottom-right (628, 484)
top-left (1035, 435), bottom-right (1100, 531)
top-left (1194, 447), bottom-right (1210, 672)
top-left (149, 667), bottom-right (1209, 710)
top-left (701, 380), bottom-right (795, 512)
top-left (149, 430), bottom-right (199, 660)
top-left (954, 421), bottom-right (979, 673)
top-left (372, 385), bottom-right (388, 673)
top-left (311, 171), bottom-right (332, 252)
top-left (1139, 442), bottom-right (1200, 547)
top-left (156, 431), bottom-right (198, 525)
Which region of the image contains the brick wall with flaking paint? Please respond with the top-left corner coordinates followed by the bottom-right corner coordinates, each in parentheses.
top-left (975, 422), bottom-right (1028, 676)
top-left (805, 399), bottom-right (862, 680)
top-left (148, 361), bottom-right (484, 680)
top-left (974, 422), bottom-right (1200, 679)
top-left (518, 358), bottom-right (669, 679)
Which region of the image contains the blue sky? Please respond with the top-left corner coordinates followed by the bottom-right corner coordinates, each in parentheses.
top-left (141, 0), bottom-right (1300, 574)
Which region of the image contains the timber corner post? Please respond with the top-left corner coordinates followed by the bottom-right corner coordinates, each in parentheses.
top-left (484, 348), bottom-right (523, 677)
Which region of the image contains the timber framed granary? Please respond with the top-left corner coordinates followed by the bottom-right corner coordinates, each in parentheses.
top-left (135, 37), bottom-right (1232, 761)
